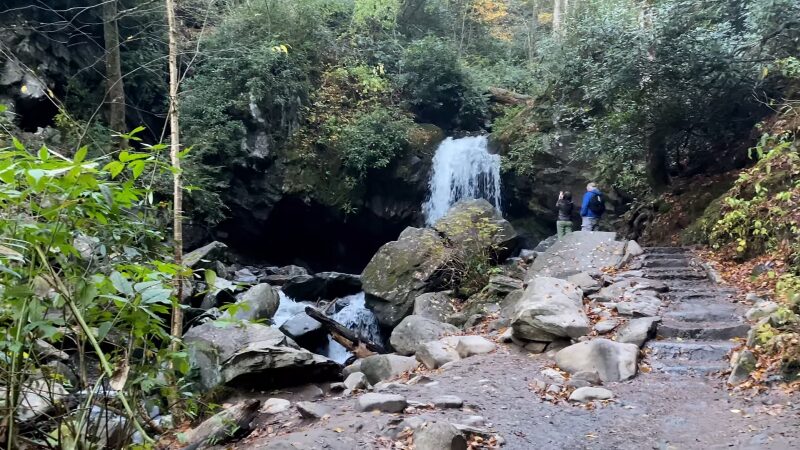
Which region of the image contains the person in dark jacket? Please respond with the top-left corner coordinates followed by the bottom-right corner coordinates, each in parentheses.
top-left (580, 182), bottom-right (605, 231)
top-left (556, 191), bottom-right (573, 238)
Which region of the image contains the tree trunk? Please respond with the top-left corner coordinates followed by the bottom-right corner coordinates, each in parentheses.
top-left (102, 0), bottom-right (126, 140)
top-left (552, 0), bottom-right (563, 36)
top-left (165, 0), bottom-right (185, 412)
top-left (646, 128), bottom-right (669, 188)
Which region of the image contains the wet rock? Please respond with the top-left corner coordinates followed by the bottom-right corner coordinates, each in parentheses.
top-left (261, 398), bottom-right (291, 415)
top-left (455, 336), bottom-right (496, 358)
top-left (594, 319), bottom-right (619, 334)
top-left (221, 283), bottom-right (280, 321)
top-left (199, 277), bottom-right (237, 310)
top-left (295, 401), bottom-right (331, 420)
top-left (746, 301), bottom-right (779, 321)
top-left (390, 315), bottom-right (459, 356)
top-left (434, 395), bottom-right (464, 409)
top-left (1, 376), bottom-right (68, 423)
top-left (567, 272), bottom-right (602, 294)
top-left (555, 339), bottom-right (639, 382)
top-left (416, 341), bottom-right (461, 369)
top-left (414, 421), bottom-right (468, 450)
top-left (728, 350), bottom-right (757, 385)
top-left (262, 265), bottom-right (309, 286)
top-left (283, 272), bottom-right (362, 300)
top-left (278, 312), bottom-right (326, 348)
top-left (356, 393), bottom-right (408, 413)
top-left (433, 199), bottom-right (519, 259)
top-left (569, 386), bottom-right (614, 402)
top-left (362, 228), bottom-right (452, 327)
top-left (344, 372), bottom-right (369, 391)
top-left (511, 277), bottom-right (590, 341)
top-left (184, 321), bottom-right (340, 390)
top-left (360, 354), bottom-right (419, 385)
top-left (414, 292), bottom-right (457, 323)
top-left (184, 241), bottom-right (228, 269)
top-left (233, 268), bottom-right (259, 284)
top-left (616, 317), bottom-right (660, 347)
top-left (527, 231), bottom-right (625, 279)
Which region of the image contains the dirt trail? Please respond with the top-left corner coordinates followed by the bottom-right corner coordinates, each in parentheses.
top-left (214, 248), bottom-right (798, 450)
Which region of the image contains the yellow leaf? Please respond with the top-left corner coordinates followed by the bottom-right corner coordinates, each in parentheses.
top-left (21, 85), bottom-right (28, 94)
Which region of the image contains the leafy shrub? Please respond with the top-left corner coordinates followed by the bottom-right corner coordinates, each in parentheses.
top-left (332, 107), bottom-right (414, 177)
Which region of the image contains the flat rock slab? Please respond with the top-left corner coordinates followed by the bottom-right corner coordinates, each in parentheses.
top-left (356, 393), bottom-right (408, 413)
top-left (527, 231), bottom-right (625, 280)
top-left (296, 401), bottom-right (331, 420)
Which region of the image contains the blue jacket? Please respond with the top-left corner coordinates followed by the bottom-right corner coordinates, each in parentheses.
top-left (581, 189), bottom-right (603, 218)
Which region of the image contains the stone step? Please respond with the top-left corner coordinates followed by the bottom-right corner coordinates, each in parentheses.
top-left (646, 340), bottom-right (734, 375)
top-left (642, 269), bottom-right (709, 281)
top-left (640, 259), bottom-right (691, 268)
top-left (663, 303), bottom-right (742, 323)
top-left (644, 247), bottom-right (691, 255)
top-left (657, 319), bottom-right (749, 340)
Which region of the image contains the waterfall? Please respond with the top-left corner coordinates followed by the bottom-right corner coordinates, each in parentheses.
top-left (423, 136), bottom-right (502, 225)
top-left (326, 292), bottom-right (383, 363)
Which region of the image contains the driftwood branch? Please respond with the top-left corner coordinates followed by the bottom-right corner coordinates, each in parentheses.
top-left (487, 87), bottom-right (532, 106)
top-left (181, 399), bottom-right (260, 450)
top-left (304, 306), bottom-right (387, 355)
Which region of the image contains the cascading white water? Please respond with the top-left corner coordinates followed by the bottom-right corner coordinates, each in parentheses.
top-left (422, 136), bottom-right (502, 225)
top-left (272, 291), bottom-right (311, 326)
top-left (326, 292), bottom-right (382, 363)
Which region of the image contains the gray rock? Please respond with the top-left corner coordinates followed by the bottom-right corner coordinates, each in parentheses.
top-left (184, 241), bottom-right (228, 269)
top-left (233, 268), bottom-right (259, 284)
top-left (1, 377), bottom-right (68, 423)
top-left (569, 386), bottom-right (614, 402)
top-left (390, 315), bottom-right (459, 356)
top-left (460, 416), bottom-right (486, 427)
top-left (222, 283), bottom-right (280, 321)
top-left (626, 240), bottom-right (644, 258)
top-left (455, 336), bottom-right (496, 358)
top-left (572, 370), bottom-right (602, 385)
top-left (745, 301), bottom-right (779, 321)
top-left (295, 401), bottom-right (331, 420)
top-left (433, 199), bottom-right (519, 259)
top-left (416, 341), bottom-right (461, 369)
top-left (485, 275), bottom-right (524, 296)
top-left (283, 272), bottom-right (361, 300)
top-left (414, 421), bottom-right (468, 450)
top-left (362, 228), bottom-right (452, 327)
top-left (279, 312), bottom-right (326, 348)
top-left (555, 339), bottom-right (639, 382)
top-left (184, 321), bottom-right (340, 390)
top-left (616, 317), bottom-right (660, 347)
top-left (414, 292), bottom-right (457, 322)
top-left (433, 395), bottom-right (464, 409)
top-left (592, 278), bottom-right (668, 302)
top-left (594, 319), bottom-right (619, 334)
top-left (567, 272), bottom-right (602, 294)
top-left (342, 360), bottom-right (362, 378)
top-left (356, 393), bottom-right (408, 413)
top-left (615, 293), bottom-right (662, 317)
top-left (262, 265), bottom-right (309, 286)
top-left (343, 372), bottom-right (369, 391)
top-left (524, 341), bottom-right (548, 353)
top-left (527, 231), bottom-right (625, 279)
top-left (261, 398), bottom-right (291, 415)
top-left (511, 277), bottom-right (590, 341)
top-left (360, 354), bottom-right (419, 385)
top-left (728, 350), bottom-right (757, 385)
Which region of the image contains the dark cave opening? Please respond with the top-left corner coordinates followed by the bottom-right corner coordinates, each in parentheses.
top-left (15, 96), bottom-right (59, 132)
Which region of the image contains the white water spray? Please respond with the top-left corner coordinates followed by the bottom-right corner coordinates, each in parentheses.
top-left (422, 136), bottom-right (502, 225)
top-left (326, 292), bottom-right (382, 363)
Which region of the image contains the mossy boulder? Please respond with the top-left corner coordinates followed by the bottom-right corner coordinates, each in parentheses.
top-left (433, 199), bottom-right (519, 259)
top-left (362, 227), bottom-right (452, 327)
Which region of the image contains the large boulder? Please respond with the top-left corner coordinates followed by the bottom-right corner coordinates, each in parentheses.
top-left (184, 241), bottom-right (229, 270)
top-left (362, 228), bottom-right (451, 327)
top-left (184, 321), bottom-right (340, 390)
top-left (416, 341), bottom-right (461, 369)
top-left (221, 283), bottom-right (280, 321)
top-left (526, 232), bottom-right (625, 280)
top-left (390, 316), bottom-right (459, 356)
top-left (278, 312), bottom-right (327, 348)
top-left (555, 339), bottom-right (639, 382)
top-left (510, 277), bottom-right (590, 341)
top-left (432, 199), bottom-right (519, 258)
top-left (414, 292), bottom-right (457, 323)
top-left (283, 272), bottom-right (362, 300)
top-left (359, 354), bottom-right (419, 385)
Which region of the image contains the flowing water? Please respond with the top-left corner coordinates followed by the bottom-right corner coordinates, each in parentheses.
top-left (273, 290), bottom-right (383, 364)
top-left (423, 135), bottom-right (502, 225)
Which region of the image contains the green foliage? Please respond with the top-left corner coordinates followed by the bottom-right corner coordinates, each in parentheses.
top-left (399, 37), bottom-right (488, 130)
top-left (331, 107), bottom-right (414, 177)
top-left (0, 133), bottom-right (191, 445)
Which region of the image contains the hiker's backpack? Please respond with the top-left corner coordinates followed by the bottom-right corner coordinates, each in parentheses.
top-left (588, 193), bottom-right (606, 215)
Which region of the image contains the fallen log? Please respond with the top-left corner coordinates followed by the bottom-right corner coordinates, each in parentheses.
top-left (181, 399), bottom-right (260, 450)
top-left (304, 306), bottom-right (388, 355)
top-left (487, 86), bottom-right (532, 106)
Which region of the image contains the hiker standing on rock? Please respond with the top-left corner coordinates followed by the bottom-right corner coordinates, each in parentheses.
top-left (580, 182), bottom-right (605, 231)
top-left (556, 191), bottom-right (574, 238)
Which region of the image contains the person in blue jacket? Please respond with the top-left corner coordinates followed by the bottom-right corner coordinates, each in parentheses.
top-left (580, 182), bottom-right (605, 231)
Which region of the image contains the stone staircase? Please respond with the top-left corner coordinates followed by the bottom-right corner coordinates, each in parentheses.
top-left (637, 247), bottom-right (747, 375)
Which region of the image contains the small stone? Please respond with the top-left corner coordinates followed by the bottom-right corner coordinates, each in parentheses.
top-left (356, 393), bottom-right (408, 413)
top-left (745, 301), bottom-right (779, 321)
top-left (460, 415), bottom-right (486, 427)
top-left (344, 372), bottom-right (369, 391)
top-left (433, 395), bottom-right (464, 409)
top-left (295, 401), bottom-right (331, 420)
top-left (499, 328), bottom-right (514, 343)
top-left (261, 398), bottom-right (291, 415)
top-left (594, 319), bottom-right (620, 334)
top-left (540, 368), bottom-right (565, 381)
top-left (616, 317), bottom-right (660, 348)
top-left (569, 386), bottom-right (614, 402)
top-left (329, 382), bottom-right (346, 392)
top-left (546, 384), bottom-right (562, 394)
top-left (414, 421), bottom-right (468, 450)
top-left (455, 336), bottom-right (496, 358)
top-left (728, 350), bottom-right (757, 385)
